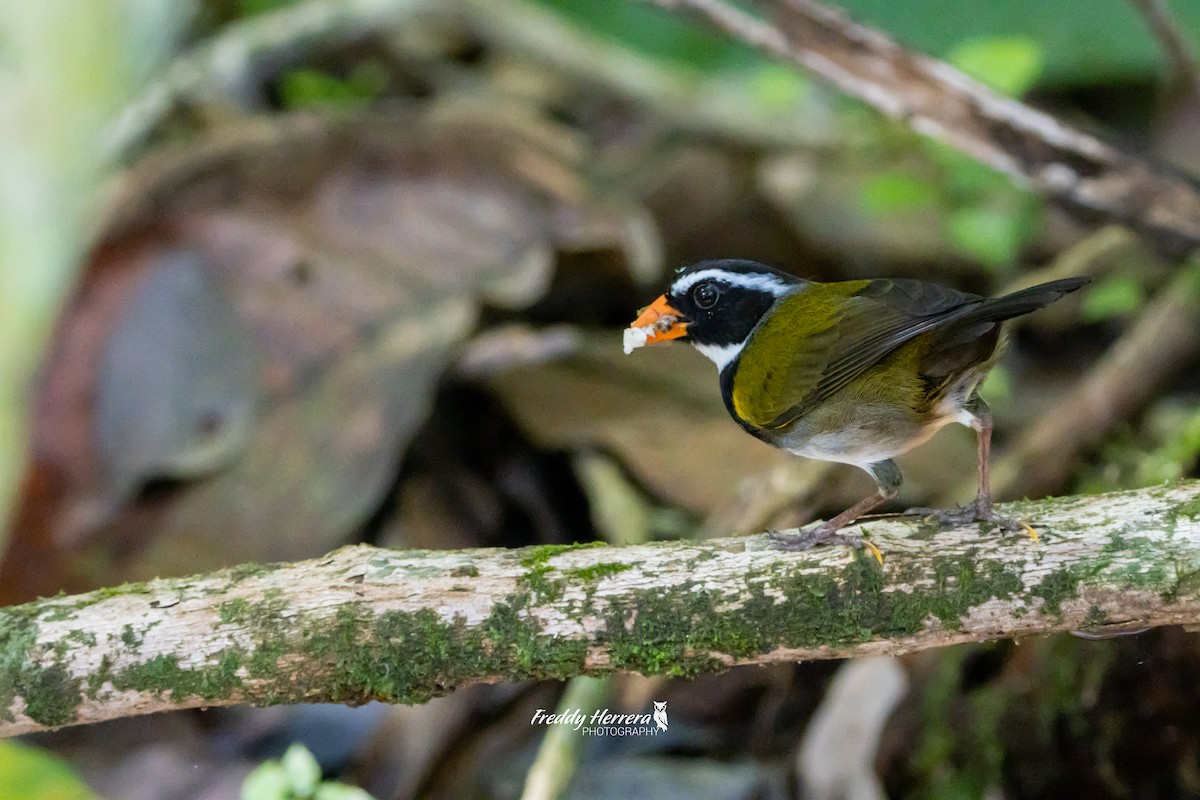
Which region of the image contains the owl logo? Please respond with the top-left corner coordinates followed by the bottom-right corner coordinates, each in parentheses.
top-left (653, 701), bottom-right (668, 731)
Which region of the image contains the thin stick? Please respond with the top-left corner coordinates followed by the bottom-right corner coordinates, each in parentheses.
top-left (1129, 0), bottom-right (1200, 101)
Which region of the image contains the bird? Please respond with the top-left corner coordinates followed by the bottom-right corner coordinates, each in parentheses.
top-left (624, 259), bottom-right (1087, 556)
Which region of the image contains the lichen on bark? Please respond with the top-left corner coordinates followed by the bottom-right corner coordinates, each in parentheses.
top-left (1, 481), bottom-right (1199, 736)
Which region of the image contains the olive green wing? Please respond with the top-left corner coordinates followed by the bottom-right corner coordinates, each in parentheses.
top-left (729, 283), bottom-right (848, 429)
top-left (731, 279), bottom-right (983, 429)
top-left (806, 280), bottom-right (986, 409)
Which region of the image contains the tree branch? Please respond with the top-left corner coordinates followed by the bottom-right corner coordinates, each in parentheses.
top-left (3, 482), bottom-right (1200, 736)
top-left (648, 0), bottom-right (1200, 257)
top-left (1130, 0), bottom-right (1200, 102)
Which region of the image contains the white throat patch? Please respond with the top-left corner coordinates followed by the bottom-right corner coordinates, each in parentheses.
top-left (694, 341), bottom-right (742, 371)
top-left (671, 268), bottom-right (792, 297)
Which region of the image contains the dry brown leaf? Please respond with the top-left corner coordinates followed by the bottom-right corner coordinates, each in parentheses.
top-left (6, 110), bottom-right (654, 594)
top-left (483, 334), bottom-right (791, 517)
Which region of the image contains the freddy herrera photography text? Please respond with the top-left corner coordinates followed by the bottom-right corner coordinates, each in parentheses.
top-left (530, 702), bottom-right (669, 736)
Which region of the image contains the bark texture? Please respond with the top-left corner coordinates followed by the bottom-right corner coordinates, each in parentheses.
top-left (3, 482), bottom-right (1200, 736)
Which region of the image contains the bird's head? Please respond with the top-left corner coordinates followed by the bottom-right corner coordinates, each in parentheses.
top-left (625, 259), bottom-right (803, 370)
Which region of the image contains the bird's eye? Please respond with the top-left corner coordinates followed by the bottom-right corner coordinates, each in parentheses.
top-left (692, 282), bottom-right (720, 309)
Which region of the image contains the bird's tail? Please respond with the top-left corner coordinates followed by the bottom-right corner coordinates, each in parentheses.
top-left (971, 277), bottom-right (1090, 323)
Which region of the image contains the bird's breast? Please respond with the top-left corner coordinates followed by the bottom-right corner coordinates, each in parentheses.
top-left (757, 400), bottom-right (962, 468)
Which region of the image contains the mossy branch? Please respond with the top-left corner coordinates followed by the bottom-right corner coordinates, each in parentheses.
top-left (3, 482), bottom-right (1200, 736)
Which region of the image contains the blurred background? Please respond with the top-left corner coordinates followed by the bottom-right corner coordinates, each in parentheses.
top-left (2, 0), bottom-right (1200, 798)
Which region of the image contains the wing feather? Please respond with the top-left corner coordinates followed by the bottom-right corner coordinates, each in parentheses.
top-left (732, 280), bottom-right (984, 428)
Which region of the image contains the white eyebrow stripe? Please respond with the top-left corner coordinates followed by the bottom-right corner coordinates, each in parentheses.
top-left (671, 268), bottom-right (794, 296)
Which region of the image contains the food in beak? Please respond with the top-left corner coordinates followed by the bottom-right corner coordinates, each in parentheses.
top-left (623, 325), bottom-right (653, 354)
top-left (623, 296), bottom-right (687, 354)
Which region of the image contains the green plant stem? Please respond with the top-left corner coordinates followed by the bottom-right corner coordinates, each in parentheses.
top-left (0, 1), bottom-right (187, 548)
top-left (520, 677), bottom-right (611, 800)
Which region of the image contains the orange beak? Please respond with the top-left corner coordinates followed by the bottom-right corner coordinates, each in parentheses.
top-left (629, 295), bottom-right (688, 344)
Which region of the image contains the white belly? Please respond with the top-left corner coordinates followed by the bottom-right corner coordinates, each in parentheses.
top-left (781, 402), bottom-right (974, 468)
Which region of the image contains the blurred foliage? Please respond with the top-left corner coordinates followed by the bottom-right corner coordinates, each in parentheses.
top-left (1081, 273), bottom-right (1148, 322)
top-left (279, 62), bottom-right (389, 110)
top-left (947, 36), bottom-right (1044, 96)
top-left (535, 0), bottom-right (762, 73)
top-left (242, 744), bottom-right (374, 800)
top-left (9, 0), bottom-right (1200, 799)
top-left (535, 0), bottom-right (1199, 87)
top-left (0, 740), bottom-right (100, 800)
top-left (901, 638), bottom-right (1123, 800)
top-left (834, 0), bottom-right (1199, 87)
top-left (858, 141), bottom-right (1042, 275)
top-left (861, 35), bottom-right (1047, 273)
top-left (907, 648), bottom-right (1001, 800)
top-left (1080, 401), bottom-right (1200, 492)
top-left (0, 0), bottom-right (186, 564)
top-left (977, 365), bottom-right (1013, 412)
top-left (858, 172), bottom-right (940, 216)
top-left (237, 0), bottom-right (297, 16)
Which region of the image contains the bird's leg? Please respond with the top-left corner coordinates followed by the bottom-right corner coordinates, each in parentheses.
top-left (969, 401), bottom-right (1001, 519)
top-left (770, 460), bottom-right (899, 562)
top-left (966, 403), bottom-right (1038, 539)
top-left (906, 397), bottom-right (1037, 539)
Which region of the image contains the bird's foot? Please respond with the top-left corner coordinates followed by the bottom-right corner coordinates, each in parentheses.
top-left (768, 524), bottom-right (883, 564)
top-left (905, 500), bottom-right (1038, 542)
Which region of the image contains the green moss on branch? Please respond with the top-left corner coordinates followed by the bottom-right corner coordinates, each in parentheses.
top-left (0, 482), bottom-right (1198, 734)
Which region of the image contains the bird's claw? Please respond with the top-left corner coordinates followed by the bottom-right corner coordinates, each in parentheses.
top-left (768, 527), bottom-right (883, 564)
top-left (905, 502), bottom-right (1038, 542)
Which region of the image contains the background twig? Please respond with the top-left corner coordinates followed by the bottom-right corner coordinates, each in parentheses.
top-left (1130, 0), bottom-right (1200, 102)
top-left (645, 0), bottom-right (1200, 257)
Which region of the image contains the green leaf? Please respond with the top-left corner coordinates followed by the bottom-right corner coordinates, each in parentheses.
top-left (860, 171), bottom-right (941, 215)
top-left (924, 142), bottom-right (1010, 200)
top-left (241, 763), bottom-right (291, 800)
top-left (279, 64), bottom-right (386, 111)
top-left (282, 744), bottom-right (322, 796)
top-left (947, 36), bottom-right (1044, 96)
top-left (1081, 274), bottom-right (1145, 321)
top-left (0, 741), bottom-right (100, 800)
top-left (748, 64), bottom-right (812, 112)
top-left (946, 207), bottom-right (1024, 269)
top-left (241, 745), bottom-right (377, 800)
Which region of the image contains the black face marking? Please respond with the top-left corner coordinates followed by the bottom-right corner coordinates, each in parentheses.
top-left (665, 260), bottom-right (805, 348)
